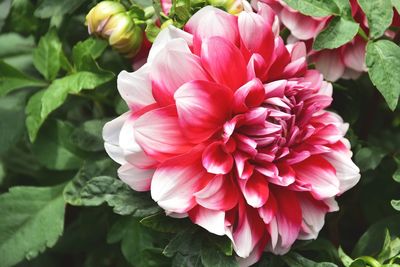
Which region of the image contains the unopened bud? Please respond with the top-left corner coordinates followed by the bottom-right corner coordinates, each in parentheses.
top-left (86, 1), bottom-right (125, 35)
top-left (208, 0), bottom-right (244, 15)
top-left (86, 1), bottom-right (144, 58)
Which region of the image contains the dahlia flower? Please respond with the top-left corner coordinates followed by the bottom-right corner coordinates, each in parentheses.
top-left (103, 4), bottom-right (360, 265)
top-left (260, 0), bottom-right (399, 81)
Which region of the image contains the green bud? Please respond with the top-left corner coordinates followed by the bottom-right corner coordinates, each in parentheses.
top-left (208, 0), bottom-right (244, 15)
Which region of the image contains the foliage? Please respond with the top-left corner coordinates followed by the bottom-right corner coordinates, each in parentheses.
top-left (0, 0), bottom-right (400, 267)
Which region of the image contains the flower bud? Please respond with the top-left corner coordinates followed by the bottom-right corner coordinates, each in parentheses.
top-left (86, 1), bottom-right (144, 58)
top-left (86, 1), bottom-right (126, 35)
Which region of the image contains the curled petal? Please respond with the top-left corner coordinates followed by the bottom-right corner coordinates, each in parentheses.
top-left (202, 142), bottom-right (234, 175)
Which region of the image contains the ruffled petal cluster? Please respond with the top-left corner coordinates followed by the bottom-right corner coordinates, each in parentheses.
top-left (260, 0), bottom-right (399, 81)
top-left (103, 5), bottom-right (360, 265)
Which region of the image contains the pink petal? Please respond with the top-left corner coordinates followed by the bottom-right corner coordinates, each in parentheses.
top-left (195, 174), bottom-right (239, 210)
top-left (233, 78), bottom-right (265, 113)
top-left (134, 105), bottom-right (193, 162)
top-left (174, 80), bottom-right (233, 143)
top-left (238, 6), bottom-right (274, 63)
top-left (313, 49), bottom-right (345, 82)
top-left (293, 155), bottom-right (340, 199)
top-left (202, 142), bottom-right (234, 175)
top-left (151, 148), bottom-right (213, 213)
top-left (258, 192), bottom-right (277, 224)
top-left (103, 112), bottom-right (130, 165)
top-left (117, 64), bottom-right (155, 111)
top-left (189, 206), bottom-right (226, 235)
top-left (185, 6), bottom-right (239, 54)
top-left (342, 37), bottom-right (367, 72)
top-left (201, 36), bottom-right (247, 91)
top-left (150, 38), bottom-right (209, 106)
top-left (240, 171), bottom-right (270, 208)
top-left (118, 163), bottom-right (154, 191)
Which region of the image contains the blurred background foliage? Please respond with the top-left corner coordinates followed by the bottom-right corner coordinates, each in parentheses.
top-left (1, 0), bottom-right (400, 266)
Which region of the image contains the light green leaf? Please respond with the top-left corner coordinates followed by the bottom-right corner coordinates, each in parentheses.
top-left (34, 0), bottom-right (83, 18)
top-left (72, 38), bottom-right (108, 70)
top-left (145, 22), bottom-right (161, 43)
top-left (0, 185), bottom-right (65, 267)
top-left (64, 172), bottom-right (160, 216)
top-left (0, 92), bottom-right (27, 156)
top-left (358, 0), bottom-right (393, 39)
top-left (333, 0), bottom-right (353, 19)
top-left (282, 252), bottom-right (338, 267)
top-left (31, 120), bottom-right (83, 170)
top-left (33, 30), bottom-right (63, 81)
top-left (366, 40), bottom-right (400, 111)
top-left (392, 200), bottom-right (400, 211)
top-left (339, 247), bottom-right (354, 267)
top-left (26, 70), bottom-right (114, 142)
top-left (283, 0), bottom-right (339, 17)
top-left (313, 17), bottom-right (359, 50)
top-left (393, 0), bottom-right (400, 13)
top-left (0, 60), bottom-right (46, 96)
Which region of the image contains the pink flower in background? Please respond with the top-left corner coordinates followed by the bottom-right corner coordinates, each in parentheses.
top-left (260, 0), bottom-right (399, 81)
top-left (103, 5), bottom-right (360, 266)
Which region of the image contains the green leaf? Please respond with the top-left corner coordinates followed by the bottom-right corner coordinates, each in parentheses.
top-left (70, 119), bottom-right (107, 152)
top-left (31, 120), bottom-right (83, 170)
top-left (282, 252), bottom-right (338, 267)
top-left (172, 253), bottom-right (202, 267)
top-left (163, 228), bottom-right (202, 257)
top-left (393, 0), bottom-right (400, 13)
top-left (313, 17), bottom-right (359, 50)
top-left (145, 23), bottom-right (161, 43)
top-left (7, 0), bottom-right (39, 35)
top-left (33, 30), bottom-right (63, 81)
top-left (0, 185), bottom-right (65, 267)
top-left (140, 213), bottom-right (191, 233)
top-left (377, 229), bottom-right (400, 263)
top-left (0, 92), bottom-right (27, 156)
top-left (392, 200), bottom-right (400, 211)
top-left (283, 0), bottom-right (339, 17)
top-left (339, 247), bottom-right (354, 267)
top-left (26, 70), bottom-right (114, 142)
top-left (64, 172), bottom-right (160, 216)
top-left (0, 33), bottom-right (35, 70)
top-left (34, 0), bottom-right (83, 18)
top-left (393, 165), bottom-right (400, 182)
top-left (0, 60), bottom-right (46, 96)
top-left (355, 147), bottom-right (387, 171)
top-left (332, 0), bottom-right (353, 19)
top-left (200, 244), bottom-right (238, 267)
top-left (366, 40), bottom-right (400, 111)
top-left (358, 0), bottom-right (393, 39)
top-left (0, 0), bottom-right (11, 31)
top-left (72, 38), bottom-right (108, 70)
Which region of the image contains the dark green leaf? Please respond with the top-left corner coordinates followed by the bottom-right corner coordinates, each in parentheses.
top-left (0, 60), bottom-right (46, 96)
top-left (6, 0), bottom-right (39, 35)
top-left (0, 33), bottom-right (34, 70)
top-left (358, 0), bottom-right (393, 39)
top-left (163, 228), bottom-right (202, 257)
top-left (355, 147), bottom-right (387, 171)
top-left (366, 40), bottom-right (400, 110)
top-left (0, 0), bottom-right (11, 31)
top-left (283, 0), bottom-right (339, 17)
top-left (200, 244), bottom-right (238, 267)
top-left (0, 92), bottom-right (26, 156)
top-left (33, 30), bottom-right (63, 81)
top-left (140, 213), bottom-right (191, 233)
top-left (313, 17), bottom-right (359, 50)
top-left (282, 252), bottom-right (338, 267)
top-left (26, 70), bottom-right (114, 142)
top-left (32, 120), bottom-right (83, 170)
top-left (0, 185), bottom-right (65, 267)
top-left (64, 173), bottom-right (160, 216)
top-left (70, 119), bottom-right (107, 152)
top-left (172, 253), bottom-right (203, 267)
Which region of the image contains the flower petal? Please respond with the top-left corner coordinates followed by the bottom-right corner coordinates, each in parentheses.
top-left (189, 206), bottom-right (226, 235)
top-left (202, 142), bottom-right (234, 175)
top-left (201, 36), bottom-right (247, 91)
top-left (174, 80), bottom-right (233, 143)
top-left (118, 163), bottom-right (154, 191)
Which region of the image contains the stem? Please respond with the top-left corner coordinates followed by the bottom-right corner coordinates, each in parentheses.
top-left (358, 27), bottom-right (369, 42)
top-left (356, 256), bottom-right (381, 267)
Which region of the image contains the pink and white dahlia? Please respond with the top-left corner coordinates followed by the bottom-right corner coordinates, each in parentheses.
top-left (260, 0), bottom-right (399, 81)
top-left (103, 4), bottom-right (360, 265)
